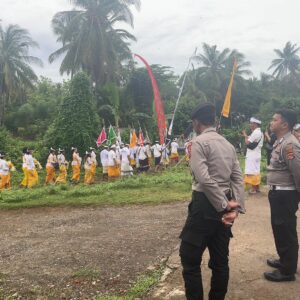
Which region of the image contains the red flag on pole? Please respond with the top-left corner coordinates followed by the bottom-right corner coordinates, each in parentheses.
top-left (96, 127), bottom-right (107, 147)
top-left (134, 54), bottom-right (166, 145)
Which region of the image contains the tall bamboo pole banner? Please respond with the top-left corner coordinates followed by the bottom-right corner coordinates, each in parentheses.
top-left (134, 54), bottom-right (166, 145)
top-left (168, 48), bottom-right (198, 136)
top-left (221, 60), bottom-right (238, 118)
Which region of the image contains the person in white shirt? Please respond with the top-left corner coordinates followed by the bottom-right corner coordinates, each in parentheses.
top-left (89, 147), bottom-right (98, 183)
top-left (45, 148), bottom-right (57, 185)
top-left (170, 138), bottom-right (179, 164)
top-left (20, 148), bottom-right (29, 188)
top-left (145, 142), bottom-right (153, 167)
top-left (108, 145), bottom-right (120, 179)
top-left (242, 117), bottom-right (264, 194)
top-left (56, 149), bottom-right (68, 184)
top-left (0, 152), bottom-right (10, 190)
top-left (71, 147), bottom-right (82, 183)
top-left (120, 143), bottom-right (133, 176)
top-left (100, 146), bottom-right (109, 180)
top-left (161, 143), bottom-right (170, 168)
top-left (151, 141), bottom-right (162, 171)
top-left (129, 146), bottom-right (137, 169)
top-left (137, 143), bottom-right (149, 172)
top-left (84, 151), bottom-right (93, 185)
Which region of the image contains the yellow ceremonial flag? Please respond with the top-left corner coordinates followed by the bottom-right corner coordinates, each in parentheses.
top-left (129, 129), bottom-right (137, 148)
top-left (221, 60), bottom-right (238, 118)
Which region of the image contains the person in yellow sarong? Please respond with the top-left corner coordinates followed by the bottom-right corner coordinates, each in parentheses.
top-left (170, 138), bottom-right (179, 164)
top-left (89, 147), bottom-right (97, 183)
top-left (0, 152), bottom-right (11, 190)
top-left (27, 150), bottom-right (41, 188)
top-left (107, 145), bottom-right (120, 180)
top-left (45, 148), bottom-right (57, 185)
top-left (100, 146), bottom-right (109, 181)
top-left (84, 151), bottom-right (93, 185)
top-left (184, 139), bottom-right (192, 165)
top-left (71, 147), bottom-right (82, 183)
top-left (242, 117), bottom-right (264, 194)
top-left (56, 149), bottom-right (68, 184)
top-left (20, 148), bottom-right (29, 188)
top-left (7, 160), bottom-right (15, 189)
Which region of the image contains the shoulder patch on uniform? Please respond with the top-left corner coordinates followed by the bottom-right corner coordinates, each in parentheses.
top-left (285, 144), bottom-right (295, 160)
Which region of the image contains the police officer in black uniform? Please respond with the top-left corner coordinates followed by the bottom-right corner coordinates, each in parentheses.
top-left (179, 103), bottom-right (245, 300)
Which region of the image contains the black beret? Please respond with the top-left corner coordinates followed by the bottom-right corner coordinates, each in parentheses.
top-left (191, 102), bottom-right (216, 120)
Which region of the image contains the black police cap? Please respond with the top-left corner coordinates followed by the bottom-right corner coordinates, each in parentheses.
top-left (191, 102), bottom-right (216, 120)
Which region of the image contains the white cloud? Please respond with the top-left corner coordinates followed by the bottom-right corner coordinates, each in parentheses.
top-left (1, 0), bottom-right (299, 81)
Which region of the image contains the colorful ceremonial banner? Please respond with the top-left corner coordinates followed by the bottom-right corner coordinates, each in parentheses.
top-left (138, 128), bottom-right (145, 145)
top-left (129, 129), bottom-right (138, 148)
top-left (134, 54), bottom-right (166, 145)
top-left (107, 125), bottom-right (117, 146)
top-left (96, 127), bottom-right (107, 147)
top-left (221, 60), bottom-right (238, 118)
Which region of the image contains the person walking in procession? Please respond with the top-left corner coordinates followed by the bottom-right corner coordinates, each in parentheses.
top-left (179, 103), bottom-right (245, 300)
top-left (107, 145), bottom-right (120, 180)
top-left (145, 142), bottom-right (153, 167)
top-left (137, 143), bottom-right (149, 172)
top-left (20, 148), bottom-right (29, 188)
top-left (120, 143), bottom-right (133, 176)
top-left (56, 149), bottom-right (68, 184)
top-left (170, 138), bottom-right (180, 164)
top-left (264, 109), bottom-right (300, 282)
top-left (151, 141), bottom-right (162, 172)
top-left (161, 143), bottom-right (170, 168)
top-left (100, 145), bottom-right (109, 181)
top-left (27, 149), bottom-right (41, 188)
top-left (0, 152), bottom-right (11, 190)
top-left (84, 151), bottom-right (93, 185)
top-left (242, 117), bottom-right (264, 194)
top-left (89, 147), bottom-right (97, 183)
top-left (45, 148), bottom-right (57, 185)
top-left (71, 147), bottom-right (82, 183)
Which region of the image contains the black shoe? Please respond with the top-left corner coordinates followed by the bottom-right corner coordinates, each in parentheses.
top-left (264, 270), bottom-right (295, 282)
top-left (267, 259), bottom-right (282, 269)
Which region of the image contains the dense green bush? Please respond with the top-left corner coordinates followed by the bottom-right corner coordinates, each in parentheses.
top-left (44, 72), bottom-right (100, 158)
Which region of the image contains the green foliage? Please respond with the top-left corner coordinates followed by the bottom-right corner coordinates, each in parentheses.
top-left (0, 127), bottom-right (41, 168)
top-left (0, 24), bottom-right (42, 125)
top-left (221, 128), bottom-right (242, 146)
top-left (44, 72), bottom-right (99, 157)
top-left (5, 78), bottom-right (66, 139)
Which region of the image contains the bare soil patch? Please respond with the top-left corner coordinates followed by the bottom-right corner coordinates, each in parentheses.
top-left (0, 202), bottom-right (186, 299)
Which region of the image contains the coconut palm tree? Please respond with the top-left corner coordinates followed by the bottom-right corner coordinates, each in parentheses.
top-left (225, 49), bottom-right (252, 78)
top-left (49, 0), bottom-right (140, 86)
top-left (268, 41), bottom-right (300, 79)
top-left (0, 24), bottom-right (42, 125)
top-left (192, 43), bottom-right (231, 86)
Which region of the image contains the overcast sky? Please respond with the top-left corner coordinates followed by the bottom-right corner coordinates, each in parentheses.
top-left (1, 0), bottom-right (299, 82)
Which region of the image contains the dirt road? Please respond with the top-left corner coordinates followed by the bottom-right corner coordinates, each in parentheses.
top-left (0, 203), bottom-right (186, 299)
top-left (0, 189), bottom-right (299, 299)
top-left (146, 189), bottom-right (300, 300)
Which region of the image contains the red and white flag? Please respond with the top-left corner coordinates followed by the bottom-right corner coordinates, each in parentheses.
top-left (96, 127), bottom-right (107, 147)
